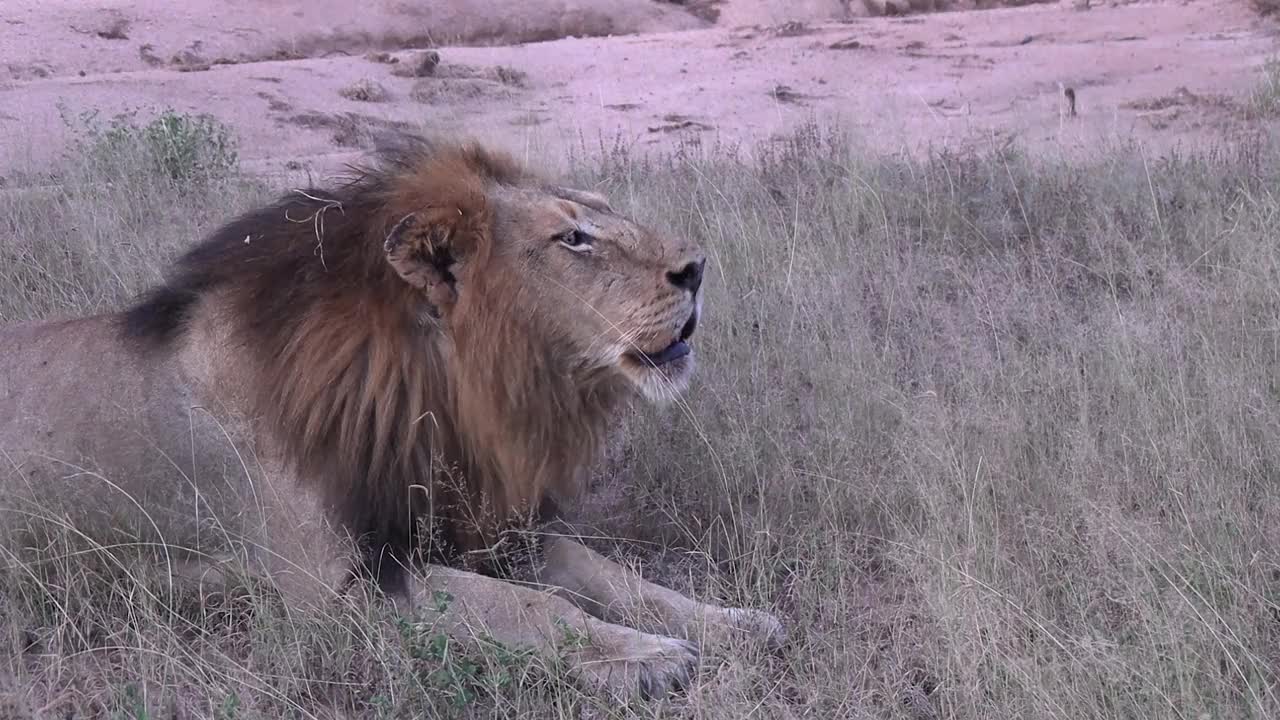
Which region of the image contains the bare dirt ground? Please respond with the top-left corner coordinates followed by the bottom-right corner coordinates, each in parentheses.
top-left (2, 0), bottom-right (1277, 182)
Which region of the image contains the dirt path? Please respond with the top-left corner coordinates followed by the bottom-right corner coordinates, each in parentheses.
top-left (2, 0), bottom-right (1276, 180)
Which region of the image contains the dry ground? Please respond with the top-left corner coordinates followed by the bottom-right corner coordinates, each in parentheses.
top-left (2, 0), bottom-right (1280, 718)
top-left (2, 0), bottom-right (1277, 182)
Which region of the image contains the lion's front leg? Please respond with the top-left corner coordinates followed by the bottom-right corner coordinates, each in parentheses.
top-left (402, 563), bottom-right (700, 701)
top-left (535, 536), bottom-right (786, 655)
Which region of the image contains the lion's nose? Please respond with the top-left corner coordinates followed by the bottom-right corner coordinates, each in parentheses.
top-left (667, 258), bottom-right (705, 295)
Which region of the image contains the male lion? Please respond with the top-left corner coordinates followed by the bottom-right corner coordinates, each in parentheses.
top-left (0, 133), bottom-right (783, 699)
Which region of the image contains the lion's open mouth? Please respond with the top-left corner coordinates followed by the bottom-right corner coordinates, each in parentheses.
top-left (630, 311), bottom-right (698, 368)
top-left (635, 340), bottom-right (690, 367)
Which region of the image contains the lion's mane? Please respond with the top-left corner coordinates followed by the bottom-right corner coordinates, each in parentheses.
top-left (119, 137), bottom-right (617, 590)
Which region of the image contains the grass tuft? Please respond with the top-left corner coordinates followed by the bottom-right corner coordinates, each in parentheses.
top-left (0, 109), bottom-right (259, 324)
top-left (1248, 57), bottom-right (1280, 118)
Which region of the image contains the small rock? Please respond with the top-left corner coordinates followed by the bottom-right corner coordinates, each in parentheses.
top-left (391, 50), bottom-right (441, 78)
top-left (339, 78), bottom-right (389, 102)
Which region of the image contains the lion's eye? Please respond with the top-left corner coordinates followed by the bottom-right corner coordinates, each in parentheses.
top-left (558, 230), bottom-right (593, 252)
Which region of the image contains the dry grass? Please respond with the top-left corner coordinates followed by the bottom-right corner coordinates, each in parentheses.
top-left (1251, 0), bottom-right (1280, 17)
top-left (1248, 58), bottom-right (1280, 119)
top-left (0, 109), bottom-right (252, 323)
top-left (2, 114), bottom-right (1279, 718)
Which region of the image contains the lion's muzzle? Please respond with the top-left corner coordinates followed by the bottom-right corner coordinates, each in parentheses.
top-left (630, 307), bottom-right (699, 368)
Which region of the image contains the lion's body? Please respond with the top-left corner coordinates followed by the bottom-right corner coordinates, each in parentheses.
top-left (0, 308), bottom-right (349, 600)
top-left (0, 135), bottom-right (783, 699)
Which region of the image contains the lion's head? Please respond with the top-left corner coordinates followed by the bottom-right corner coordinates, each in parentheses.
top-left (380, 139), bottom-right (706, 404)
top-left (120, 133), bottom-right (706, 586)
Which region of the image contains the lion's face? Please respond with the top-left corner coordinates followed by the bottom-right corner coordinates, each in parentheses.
top-left (485, 186), bottom-right (706, 404)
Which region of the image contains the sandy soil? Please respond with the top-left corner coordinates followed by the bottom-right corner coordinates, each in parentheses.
top-left (1, 0), bottom-right (1277, 180)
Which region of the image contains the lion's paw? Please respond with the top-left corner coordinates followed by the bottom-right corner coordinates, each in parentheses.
top-left (697, 607), bottom-right (788, 654)
top-left (570, 629), bottom-right (700, 701)
top-left (725, 607), bottom-right (788, 650)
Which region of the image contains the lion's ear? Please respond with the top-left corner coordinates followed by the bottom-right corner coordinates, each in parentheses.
top-left (554, 186), bottom-right (613, 213)
top-left (383, 209), bottom-right (474, 313)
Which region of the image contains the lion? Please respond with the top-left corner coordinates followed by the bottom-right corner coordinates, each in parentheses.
top-left (0, 133), bottom-right (784, 700)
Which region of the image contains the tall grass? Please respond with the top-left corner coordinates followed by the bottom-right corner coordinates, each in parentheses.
top-left (0, 109), bottom-right (255, 323)
top-left (1, 113), bottom-right (1278, 718)
top-left (1249, 58), bottom-right (1280, 119)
